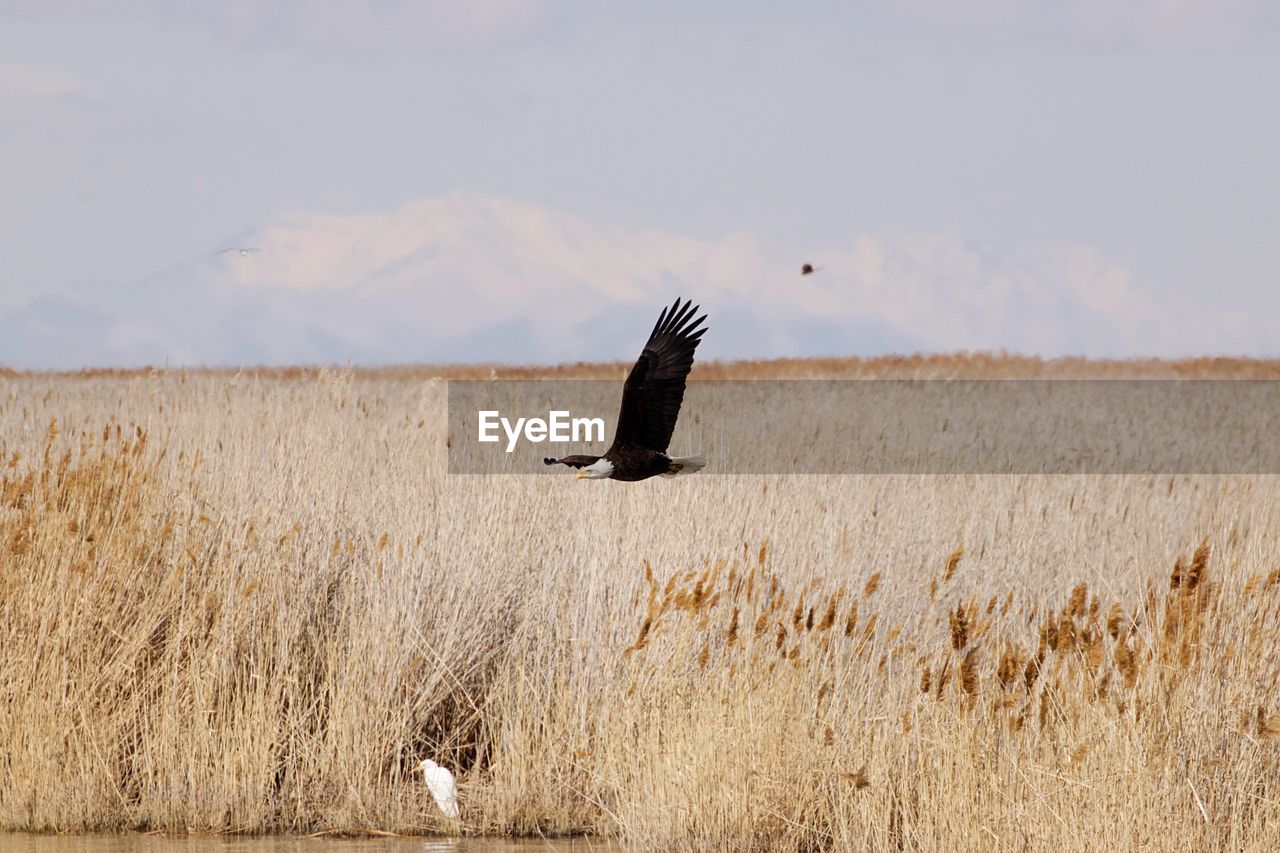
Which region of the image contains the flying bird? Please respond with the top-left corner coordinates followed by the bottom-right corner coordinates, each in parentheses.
top-left (420, 759), bottom-right (459, 818)
top-left (544, 298), bottom-right (708, 481)
top-left (801, 263), bottom-right (820, 275)
top-left (216, 247), bottom-right (261, 256)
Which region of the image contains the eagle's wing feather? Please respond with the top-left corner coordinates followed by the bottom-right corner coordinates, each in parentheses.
top-left (611, 298), bottom-right (707, 454)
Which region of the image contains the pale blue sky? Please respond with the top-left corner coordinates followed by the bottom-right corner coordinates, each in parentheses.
top-left (3, 2), bottom-right (1279, 367)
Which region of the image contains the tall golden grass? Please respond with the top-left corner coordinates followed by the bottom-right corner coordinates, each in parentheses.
top-left (2, 358), bottom-right (1280, 850)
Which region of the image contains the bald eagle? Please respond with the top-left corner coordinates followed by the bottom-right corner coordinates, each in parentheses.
top-left (544, 298), bottom-right (708, 481)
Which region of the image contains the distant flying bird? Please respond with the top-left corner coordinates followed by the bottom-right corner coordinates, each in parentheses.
top-left (216, 247), bottom-right (261, 256)
top-left (419, 759), bottom-right (459, 818)
top-left (544, 298), bottom-right (708, 481)
top-left (801, 263), bottom-right (820, 275)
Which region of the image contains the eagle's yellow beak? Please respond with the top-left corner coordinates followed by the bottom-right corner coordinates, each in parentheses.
top-left (576, 469), bottom-right (589, 480)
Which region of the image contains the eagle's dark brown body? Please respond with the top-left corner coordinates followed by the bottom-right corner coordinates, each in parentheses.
top-left (544, 447), bottom-right (675, 481)
top-left (544, 298), bottom-right (708, 482)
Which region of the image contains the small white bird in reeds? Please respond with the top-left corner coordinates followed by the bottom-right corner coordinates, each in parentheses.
top-left (420, 758), bottom-right (460, 818)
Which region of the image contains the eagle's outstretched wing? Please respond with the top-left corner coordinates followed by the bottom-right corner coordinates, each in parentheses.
top-left (610, 298), bottom-right (707, 454)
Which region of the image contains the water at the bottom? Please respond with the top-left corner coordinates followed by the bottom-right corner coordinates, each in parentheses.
top-left (0, 835), bottom-right (617, 853)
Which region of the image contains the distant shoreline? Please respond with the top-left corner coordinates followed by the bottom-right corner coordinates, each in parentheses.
top-left (6, 352), bottom-right (1280, 380)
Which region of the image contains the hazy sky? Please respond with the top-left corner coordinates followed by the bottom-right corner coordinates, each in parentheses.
top-left (3, 1), bottom-right (1279, 367)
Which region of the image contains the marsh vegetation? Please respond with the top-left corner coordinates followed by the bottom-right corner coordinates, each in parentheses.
top-left (2, 357), bottom-right (1279, 850)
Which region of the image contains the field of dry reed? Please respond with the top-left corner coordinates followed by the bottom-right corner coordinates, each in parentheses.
top-left (3, 356), bottom-right (1280, 851)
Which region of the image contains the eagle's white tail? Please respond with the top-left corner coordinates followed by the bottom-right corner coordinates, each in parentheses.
top-left (663, 454), bottom-right (707, 477)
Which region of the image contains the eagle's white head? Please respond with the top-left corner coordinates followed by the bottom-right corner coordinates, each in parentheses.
top-left (576, 458), bottom-right (615, 480)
